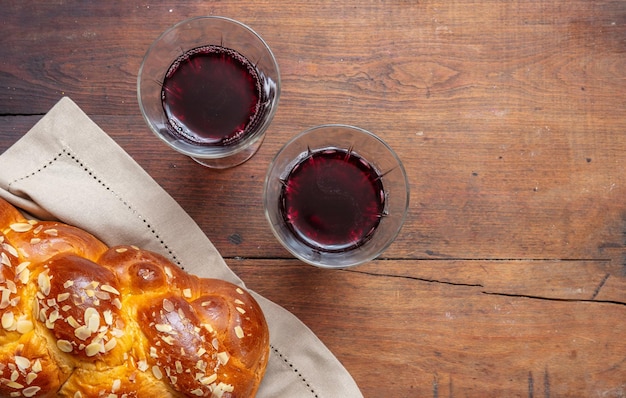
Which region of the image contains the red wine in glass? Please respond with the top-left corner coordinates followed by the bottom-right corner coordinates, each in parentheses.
top-left (279, 147), bottom-right (386, 252)
top-left (161, 45), bottom-right (267, 146)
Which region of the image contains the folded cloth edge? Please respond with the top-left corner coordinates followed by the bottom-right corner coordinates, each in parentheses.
top-left (0, 97), bottom-right (364, 398)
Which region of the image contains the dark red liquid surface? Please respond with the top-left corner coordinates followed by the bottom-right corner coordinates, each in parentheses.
top-left (161, 45), bottom-right (262, 146)
top-left (279, 148), bottom-right (385, 252)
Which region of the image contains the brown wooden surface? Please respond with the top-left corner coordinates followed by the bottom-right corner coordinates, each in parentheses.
top-left (2, 1), bottom-right (626, 396)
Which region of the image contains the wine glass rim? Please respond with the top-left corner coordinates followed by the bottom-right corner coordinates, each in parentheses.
top-left (136, 15), bottom-right (281, 161)
top-left (263, 124), bottom-right (411, 268)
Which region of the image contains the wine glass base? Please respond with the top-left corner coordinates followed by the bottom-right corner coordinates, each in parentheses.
top-left (190, 135), bottom-right (265, 169)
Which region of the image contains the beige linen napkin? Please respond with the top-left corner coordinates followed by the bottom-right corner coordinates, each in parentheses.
top-left (0, 97), bottom-right (363, 397)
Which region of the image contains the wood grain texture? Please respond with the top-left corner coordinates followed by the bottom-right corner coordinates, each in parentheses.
top-left (1, 0), bottom-right (626, 396)
top-left (230, 260), bottom-right (626, 397)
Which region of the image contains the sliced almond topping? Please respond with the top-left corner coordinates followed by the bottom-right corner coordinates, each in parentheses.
top-left (25, 372), bottom-right (37, 385)
top-left (66, 316), bottom-right (81, 329)
top-left (18, 268), bottom-right (30, 284)
top-left (162, 298), bottom-right (175, 313)
top-left (195, 359), bottom-right (207, 372)
top-left (115, 247), bottom-right (128, 253)
top-left (9, 296), bottom-right (20, 307)
top-left (236, 307), bottom-right (246, 314)
top-left (48, 309), bottom-right (60, 324)
top-left (43, 229), bottom-right (58, 236)
top-left (155, 324), bottom-right (173, 333)
top-left (182, 288), bottom-right (192, 298)
top-left (57, 340), bottom-right (73, 353)
top-left (84, 308), bottom-right (100, 332)
top-left (15, 261), bottom-right (30, 275)
top-left (201, 373), bottom-right (218, 385)
top-left (236, 288), bottom-right (244, 295)
top-left (37, 270), bottom-right (51, 296)
top-left (5, 380), bottom-right (24, 389)
top-left (111, 298), bottom-right (122, 310)
top-left (152, 366), bottom-right (163, 380)
top-left (44, 319), bottom-right (55, 330)
top-left (87, 315), bottom-right (100, 333)
top-left (94, 290), bottom-right (111, 301)
top-left (30, 238), bottom-right (41, 245)
top-left (217, 351), bottom-right (230, 365)
top-left (85, 281), bottom-right (100, 290)
top-left (57, 292), bottom-right (70, 302)
top-left (23, 386), bottom-right (42, 398)
top-left (103, 310), bottom-right (113, 326)
top-left (10, 223), bottom-right (33, 232)
top-left (217, 382), bottom-right (234, 393)
top-left (16, 319), bottom-right (34, 334)
top-left (0, 289), bottom-right (11, 309)
top-left (14, 355), bottom-right (30, 371)
top-left (160, 335), bottom-right (175, 346)
top-left (234, 325), bottom-right (245, 339)
top-left (101, 284), bottom-right (120, 295)
top-left (85, 342), bottom-right (103, 357)
top-left (37, 306), bottom-right (47, 323)
top-left (137, 360), bottom-right (149, 372)
top-left (74, 325), bottom-right (92, 341)
top-left (6, 280), bottom-right (17, 293)
top-left (1, 252), bottom-right (11, 267)
top-left (1, 311), bottom-right (15, 330)
top-left (104, 338), bottom-right (117, 352)
top-left (2, 243), bottom-right (18, 258)
top-left (63, 280), bottom-right (74, 289)
top-left (31, 359), bottom-right (42, 373)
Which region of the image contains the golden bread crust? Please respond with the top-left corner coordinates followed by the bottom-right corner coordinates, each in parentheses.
top-left (0, 198), bottom-right (269, 397)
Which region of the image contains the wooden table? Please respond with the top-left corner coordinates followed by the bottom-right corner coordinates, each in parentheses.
top-left (2, 1), bottom-right (626, 396)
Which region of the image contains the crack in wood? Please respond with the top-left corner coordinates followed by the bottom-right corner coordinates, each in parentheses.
top-left (481, 291), bottom-right (626, 307)
top-left (0, 113), bottom-right (46, 117)
top-left (344, 269), bottom-right (484, 288)
top-left (379, 257), bottom-right (612, 262)
top-left (344, 269), bottom-right (626, 306)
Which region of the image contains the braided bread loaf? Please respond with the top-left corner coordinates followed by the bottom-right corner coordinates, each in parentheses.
top-left (0, 198), bottom-right (269, 397)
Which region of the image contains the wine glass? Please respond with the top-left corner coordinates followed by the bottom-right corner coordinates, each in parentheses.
top-left (263, 125), bottom-right (410, 268)
top-left (138, 16), bottom-right (281, 168)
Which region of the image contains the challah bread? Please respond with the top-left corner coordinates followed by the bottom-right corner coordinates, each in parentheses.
top-left (0, 197), bottom-right (269, 397)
